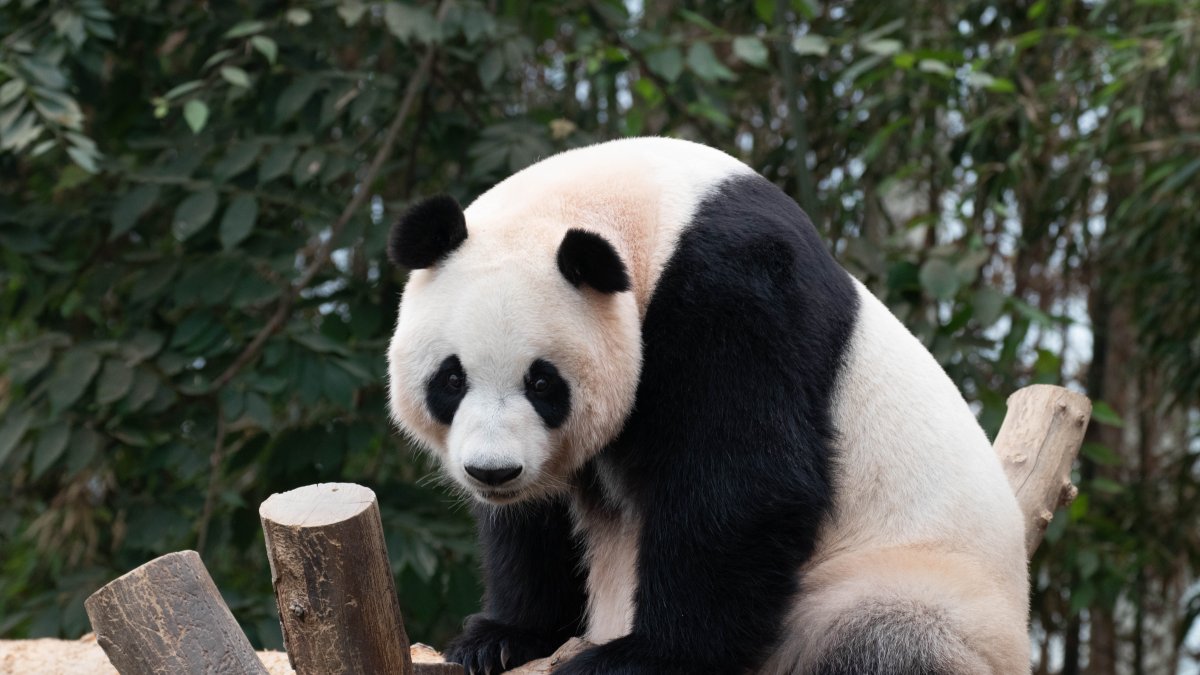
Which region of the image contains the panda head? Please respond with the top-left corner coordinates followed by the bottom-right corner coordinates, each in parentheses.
top-left (386, 195), bottom-right (642, 504)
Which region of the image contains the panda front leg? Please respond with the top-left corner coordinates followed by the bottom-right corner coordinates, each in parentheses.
top-left (445, 496), bottom-right (587, 674)
top-left (556, 456), bottom-right (829, 675)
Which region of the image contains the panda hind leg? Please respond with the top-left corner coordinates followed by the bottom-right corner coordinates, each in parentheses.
top-left (760, 547), bottom-right (1029, 675)
top-left (804, 598), bottom-right (977, 675)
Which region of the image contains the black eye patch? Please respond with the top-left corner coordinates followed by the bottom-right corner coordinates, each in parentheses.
top-left (426, 355), bottom-right (467, 425)
top-left (524, 359), bottom-right (570, 428)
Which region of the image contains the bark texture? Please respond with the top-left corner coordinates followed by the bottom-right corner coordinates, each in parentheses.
top-left (84, 550), bottom-right (268, 675)
top-left (259, 482), bottom-right (414, 675)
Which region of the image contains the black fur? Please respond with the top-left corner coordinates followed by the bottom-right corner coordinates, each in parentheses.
top-left (445, 496), bottom-right (588, 674)
top-left (556, 174), bottom-right (860, 674)
top-left (389, 195), bottom-right (467, 269)
top-left (557, 229), bottom-right (631, 293)
top-left (426, 355), bottom-right (467, 425)
top-left (524, 359), bottom-right (571, 429)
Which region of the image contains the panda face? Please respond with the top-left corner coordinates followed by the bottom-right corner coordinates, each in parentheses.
top-left (387, 219), bottom-right (641, 505)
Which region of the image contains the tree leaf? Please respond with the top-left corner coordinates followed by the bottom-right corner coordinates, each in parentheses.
top-left (862, 38), bottom-right (902, 56)
top-left (0, 79), bottom-right (25, 106)
top-left (183, 99), bottom-right (209, 133)
top-left (918, 59), bottom-right (954, 76)
top-left (1080, 442), bottom-right (1121, 467)
top-left (1091, 401), bottom-right (1125, 428)
top-left (791, 34), bottom-right (829, 57)
top-left (172, 188), bottom-right (219, 240)
top-left (292, 147), bottom-right (325, 185)
top-left (164, 79), bottom-right (204, 100)
top-left (275, 76), bottom-right (321, 122)
top-left (0, 409), bottom-right (34, 466)
top-left (96, 358), bottom-right (135, 405)
top-left (213, 141), bottom-right (261, 181)
top-left (258, 143), bottom-right (298, 182)
top-left (286, 8), bottom-right (312, 26)
top-left (732, 36), bottom-right (769, 68)
top-left (33, 424), bottom-right (70, 478)
top-left (478, 50), bottom-right (504, 87)
top-left (645, 47), bottom-right (684, 82)
top-left (225, 20), bottom-right (266, 38)
top-left (338, 0), bottom-right (367, 26)
top-left (122, 330), bottom-right (165, 364)
top-left (219, 194), bottom-right (258, 249)
top-left (251, 35), bottom-right (277, 64)
top-left (220, 66), bottom-right (251, 88)
top-left (8, 342), bottom-right (52, 384)
top-left (66, 428), bottom-right (101, 475)
top-left (972, 287), bottom-right (1006, 328)
top-left (202, 49), bottom-right (236, 71)
top-left (66, 145), bottom-right (98, 173)
top-left (919, 258), bottom-right (960, 300)
top-left (110, 182), bottom-right (160, 237)
top-left (686, 42), bottom-right (736, 82)
top-left (48, 346), bottom-right (101, 412)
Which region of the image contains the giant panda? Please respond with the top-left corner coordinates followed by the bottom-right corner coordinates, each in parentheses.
top-left (386, 137), bottom-right (1029, 675)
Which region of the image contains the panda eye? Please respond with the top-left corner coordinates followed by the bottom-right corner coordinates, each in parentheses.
top-left (446, 372), bottom-right (464, 391)
top-left (523, 359), bottom-right (570, 428)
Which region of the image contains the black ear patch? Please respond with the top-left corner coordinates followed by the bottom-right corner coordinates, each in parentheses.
top-left (556, 229), bottom-right (630, 294)
top-left (388, 195), bottom-right (467, 269)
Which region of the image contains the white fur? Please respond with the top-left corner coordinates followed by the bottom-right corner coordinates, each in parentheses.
top-left (760, 278), bottom-right (1029, 673)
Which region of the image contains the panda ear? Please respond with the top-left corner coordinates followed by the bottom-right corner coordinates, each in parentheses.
top-left (556, 229), bottom-right (630, 294)
top-left (388, 195), bottom-right (467, 269)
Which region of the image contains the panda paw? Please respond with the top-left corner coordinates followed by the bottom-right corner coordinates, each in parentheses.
top-left (553, 635), bottom-right (669, 675)
top-left (443, 614), bottom-right (563, 675)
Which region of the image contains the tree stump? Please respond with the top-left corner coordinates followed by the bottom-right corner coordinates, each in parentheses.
top-left (259, 482), bottom-right (415, 675)
top-left (84, 550), bottom-right (268, 675)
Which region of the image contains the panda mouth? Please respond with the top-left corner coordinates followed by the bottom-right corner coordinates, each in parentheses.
top-left (477, 487), bottom-right (525, 504)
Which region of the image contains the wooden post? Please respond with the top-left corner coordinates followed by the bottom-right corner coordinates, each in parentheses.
top-left (260, 482), bottom-right (414, 675)
top-left (84, 550), bottom-right (268, 675)
top-left (993, 384), bottom-right (1092, 555)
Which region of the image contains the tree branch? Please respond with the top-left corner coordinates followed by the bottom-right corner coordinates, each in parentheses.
top-left (207, 15), bottom-right (444, 394)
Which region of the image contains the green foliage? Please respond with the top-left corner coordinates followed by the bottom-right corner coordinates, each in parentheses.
top-left (1, 0), bottom-right (1197, 670)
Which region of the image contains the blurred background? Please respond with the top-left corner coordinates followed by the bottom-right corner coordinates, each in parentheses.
top-left (1, 1), bottom-right (1198, 673)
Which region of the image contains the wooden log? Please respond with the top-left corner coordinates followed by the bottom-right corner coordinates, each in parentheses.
top-left (260, 482), bottom-right (417, 675)
top-left (992, 384), bottom-right (1091, 555)
top-left (501, 639), bottom-right (592, 675)
top-left (410, 643), bottom-right (468, 674)
top-left (0, 636), bottom-right (462, 674)
top-left (84, 550), bottom-right (267, 675)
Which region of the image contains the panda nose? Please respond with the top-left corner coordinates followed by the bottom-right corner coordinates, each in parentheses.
top-left (464, 464), bottom-right (523, 487)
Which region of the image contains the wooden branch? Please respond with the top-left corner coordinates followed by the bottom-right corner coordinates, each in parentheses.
top-left (0, 637), bottom-right (464, 674)
top-left (502, 639), bottom-right (592, 675)
top-left (207, 3), bottom-right (447, 394)
top-left (84, 551), bottom-right (268, 675)
top-left (993, 384), bottom-right (1092, 556)
top-left (260, 483), bottom-right (421, 675)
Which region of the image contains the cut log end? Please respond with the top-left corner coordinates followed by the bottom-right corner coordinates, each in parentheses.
top-left (260, 482), bottom-right (414, 675)
top-left (259, 482), bottom-right (376, 527)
